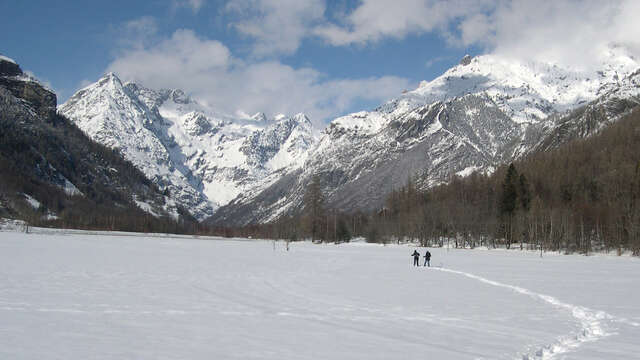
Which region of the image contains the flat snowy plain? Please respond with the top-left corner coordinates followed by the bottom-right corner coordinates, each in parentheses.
top-left (1, 229), bottom-right (639, 359)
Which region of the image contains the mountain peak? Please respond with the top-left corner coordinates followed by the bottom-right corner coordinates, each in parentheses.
top-left (170, 89), bottom-right (191, 104)
top-left (250, 112), bottom-right (268, 123)
top-left (292, 113), bottom-right (311, 125)
top-left (103, 72), bottom-right (119, 80)
top-left (60, 75), bottom-right (317, 221)
top-left (0, 55), bottom-right (22, 77)
top-left (96, 72), bottom-right (124, 89)
top-left (0, 55), bottom-right (56, 118)
top-left (460, 54), bottom-right (473, 66)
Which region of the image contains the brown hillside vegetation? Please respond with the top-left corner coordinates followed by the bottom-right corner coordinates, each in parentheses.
top-left (376, 108), bottom-right (640, 255)
top-left (249, 108), bottom-right (640, 256)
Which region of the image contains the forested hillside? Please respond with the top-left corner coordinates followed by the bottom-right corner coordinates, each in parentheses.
top-left (374, 108), bottom-right (640, 254)
top-left (247, 108), bottom-right (640, 255)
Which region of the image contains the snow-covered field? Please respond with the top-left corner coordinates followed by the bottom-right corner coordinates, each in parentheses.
top-left (1, 230), bottom-right (639, 359)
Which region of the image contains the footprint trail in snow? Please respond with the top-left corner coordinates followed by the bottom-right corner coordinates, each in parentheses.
top-left (429, 266), bottom-right (639, 359)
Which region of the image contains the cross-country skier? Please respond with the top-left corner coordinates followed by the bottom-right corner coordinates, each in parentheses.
top-left (424, 250), bottom-right (431, 267)
top-left (412, 250), bottom-right (420, 266)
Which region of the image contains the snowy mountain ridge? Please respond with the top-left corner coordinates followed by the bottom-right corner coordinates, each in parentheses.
top-left (59, 73), bottom-right (315, 220)
top-left (210, 47), bottom-right (640, 225)
top-left (382, 47), bottom-right (637, 123)
top-left (60, 47), bottom-right (640, 224)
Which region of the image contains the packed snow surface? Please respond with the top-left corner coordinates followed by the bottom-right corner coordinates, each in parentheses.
top-left (1, 231), bottom-right (639, 359)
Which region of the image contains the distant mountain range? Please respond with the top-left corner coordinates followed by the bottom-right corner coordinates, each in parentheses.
top-left (59, 75), bottom-right (315, 221)
top-left (211, 48), bottom-right (639, 225)
top-left (54, 46), bottom-right (640, 225)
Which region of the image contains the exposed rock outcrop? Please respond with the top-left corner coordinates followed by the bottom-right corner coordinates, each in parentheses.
top-left (0, 57), bottom-right (21, 77)
top-left (0, 58), bottom-right (56, 119)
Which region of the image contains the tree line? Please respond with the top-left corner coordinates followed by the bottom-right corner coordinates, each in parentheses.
top-left (4, 82), bottom-right (639, 253)
top-left (245, 108), bottom-right (640, 256)
top-left (367, 108), bottom-right (640, 255)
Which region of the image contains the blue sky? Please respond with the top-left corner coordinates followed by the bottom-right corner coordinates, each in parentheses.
top-left (1, 1), bottom-right (639, 124)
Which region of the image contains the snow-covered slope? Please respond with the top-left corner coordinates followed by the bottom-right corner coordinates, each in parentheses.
top-left (59, 75), bottom-right (315, 220)
top-left (383, 47), bottom-right (637, 123)
top-left (3, 232), bottom-right (640, 359)
top-left (60, 46), bottom-right (639, 225)
top-left (531, 66), bottom-right (640, 152)
top-left (211, 48), bottom-right (640, 225)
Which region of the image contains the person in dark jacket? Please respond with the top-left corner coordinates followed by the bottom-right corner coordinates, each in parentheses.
top-left (424, 250), bottom-right (431, 267)
top-left (412, 250), bottom-right (420, 266)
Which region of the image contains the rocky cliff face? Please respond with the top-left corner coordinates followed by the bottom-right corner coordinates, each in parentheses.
top-left (55, 47), bottom-right (640, 226)
top-left (0, 56), bottom-right (178, 224)
top-left (532, 68), bottom-right (640, 152)
top-left (0, 57), bottom-right (56, 119)
top-left (210, 49), bottom-right (640, 225)
top-left (0, 56), bottom-right (22, 76)
top-left (59, 74), bottom-right (315, 220)
top-left (60, 73), bottom-right (214, 220)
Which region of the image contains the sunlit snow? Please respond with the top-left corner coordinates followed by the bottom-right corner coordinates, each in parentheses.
top-left (1, 230), bottom-right (638, 359)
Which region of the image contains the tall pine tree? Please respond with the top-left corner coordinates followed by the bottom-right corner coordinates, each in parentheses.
top-left (500, 163), bottom-right (519, 248)
top-left (302, 175), bottom-right (325, 241)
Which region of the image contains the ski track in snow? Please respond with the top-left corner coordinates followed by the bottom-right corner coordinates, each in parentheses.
top-left (191, 282), bottom-right (489, 358)
top-left (430, 267), bottom-right (640, 360)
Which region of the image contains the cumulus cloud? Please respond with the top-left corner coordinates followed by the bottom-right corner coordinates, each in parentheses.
top-left (104, 1), bottom-right (640, 126)
top-left (107, 28), bottom-right (410, 125)
top-left (225, 0), bottom-right (326, 57)
top-left (109, 29), bottom-right (231, 77)
top-left (314, 0), bottom-right (494, 46)
top-left (473, 0), bottom-right (640, 69)
top-left (219, 0), bottom-right (640, 69)
top-left (313, 0), bottom-right (640, 69)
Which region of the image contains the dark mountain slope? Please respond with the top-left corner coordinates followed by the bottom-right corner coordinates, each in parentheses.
top-left (0, 57), bottom-right (193, 232)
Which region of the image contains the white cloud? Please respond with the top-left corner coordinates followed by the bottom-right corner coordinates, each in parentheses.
top-left (103, 1), bottom-right (640, 127)
top-left (473, 0), bottom-right (640, 69)
top-left (225, 0), bottom-right (326, 57)
top-left (172, 0), bottom-right (206, 13)
top-left (313, 0), bottom-right (640, 70)
top-left (107, 29), bottom-right (410, 125)
top-left (314, 0), bottom-right (494, 46)
top-left (109, 29), bottom-right (231, 76)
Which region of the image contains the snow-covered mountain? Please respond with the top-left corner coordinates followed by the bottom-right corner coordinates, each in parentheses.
top-left (210, 47), bottom-right (640, 225)
top-left (60, 46), bottom-right (640, 225)
top-left (59, 74), bottom-right (315, 220)
top-left (0, 56), bottom-right (178, 224)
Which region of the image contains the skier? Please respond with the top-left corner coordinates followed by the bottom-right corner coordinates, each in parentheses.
top-left (424, 250), bottom-right (431, 267)
top-left (412, 250), bottom-right (420, 266)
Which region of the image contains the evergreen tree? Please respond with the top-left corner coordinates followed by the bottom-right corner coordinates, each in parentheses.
top-left (501, 164), bottom-right (519, 215)
top-left (518, 173), bottom-right (531, 211)
top-left (302, 175), bottom-right (325, 241)
top-left (500, 163), bottom-right (519, 248)
top-left (335, 217), bottom-right (351, 243)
